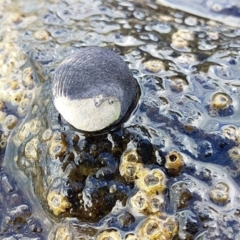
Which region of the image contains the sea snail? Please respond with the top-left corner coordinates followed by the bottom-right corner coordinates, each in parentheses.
top-left (52, 47), bottom-right (139, 132)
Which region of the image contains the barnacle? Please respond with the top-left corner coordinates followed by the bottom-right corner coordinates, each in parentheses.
top-left (120, 161), bottom-right (143, 181)
top-left (125, 233), bottom-right (138, 240)
top-left (137, 216), bottom-right (178, 240)
top-left (48, 131), bottom-right (68, 158)
top-left (136, 168), bottom-right (166, 194)
top-left (228, 146), bottom-right (240, 169)
top-left (171, 29), bottom-right (194, 50)
top-left (172, 29), bottom-right (195, 41)
top-left (143, 60), bottom-right (165, 73)
top-left (169, 77), bottom-right (188, 92)
top-left (47, 190), bottom-right (71, 216)
top-left (130, 190), bottom-right (164, 215)
top-left (96, 230), bottom-right (121, 240)
top-left (3, 114), bottom-right (18, 130)
top-left (22, 67), bottom-right (34, 87)
top-left (209, 182), bottom-right (230, 205)
top-left (222, 126), bottom-right (237, 142)
top-left (171, 37), bottom-right (188, 49)
top-left (122, 150), bottom-right (142, 163)
top-left (148, 194), bottom-right (164, 213)
top-left (54, 226), bottom-right (72, 240)
top-left (18, 118), bottom-right (41, 141)
top-left (42, 129), bottom-right (53, 142)
top-left (165, 151), bottom-right (184, 176)
top-left (210, 92), bottom-right (232, 110)
top-left (34, 30), bottom-right (50, 41)
top-left (130, 190), bottom-right (149, 213)
top-left (25, 137), bottom-right (39, 161)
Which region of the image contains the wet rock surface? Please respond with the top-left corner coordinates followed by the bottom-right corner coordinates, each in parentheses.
top-left (1, 0), bottom-right (240, 239)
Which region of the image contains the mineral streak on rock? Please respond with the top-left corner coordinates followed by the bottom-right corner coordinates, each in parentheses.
top-left (52, 47), bottom-right (139, 132)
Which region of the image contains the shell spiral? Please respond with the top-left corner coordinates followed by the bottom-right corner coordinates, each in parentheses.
top-left (52, 47), bottom-right (139, 132)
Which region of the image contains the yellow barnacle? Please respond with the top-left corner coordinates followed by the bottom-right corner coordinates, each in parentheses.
top-left (54, 226), bottom-right (72, 240)
top-left (10, 81), bottom-right (20, 90)
top-left (17, 98), bottom-right (31, 117)
top-left (120, 161), bottom-right (143, 181)
top-left (143, 59), bottom-right (165, 73)
top-left (96, 230), bottom-right (121, 240)
top-left (25, 137), bottom-right (39, 161)
top-left (171, 37), bottom-right (188, 50)
top-left (47, 190), bottom-right (71, 216)
top-left (209, 182), bottom-right (229, 205)
top-left (137, 216), bottom-right (162, 240)
top-left (130, 190), bottom-right (149, 213)
top-left (18, 118), bottom-right (41, 141)
top-left (122, 150), bottom-right (141, 163)
top-left (210, 92), bottom-right (232, 110)
top-left (165, 151), bottom-right (184, 176)
top-left (22, 67), bottom-right (34, 87)
top-left (148, 194), bottom-right (164, 213)
top-left (136, 168), bottom-right (166, 194)
top-left (3, 114), bottom-right (18, 130)
top-left (10, 90), bottom-right (23, 105)
top-left (172, 29), bottom-right (195, 41)
top-left (162, 217), bottom-right (178, 239)
top-left (49, 131), bottom-right (68, 158)
top-left (137, 216), bottom-right (178, 240)
top-left (33, 30), bottom-right (50, 41)
top-left (125, 233), bottom-right (137, 240)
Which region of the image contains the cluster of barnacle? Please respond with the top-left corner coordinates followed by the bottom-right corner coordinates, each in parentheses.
top-left (171, 29), bottom-right (195, 51)
top-left (209, 181), bottom-right (230, 205)
top-left (96, 214), bottom-right (178, 240)
top-left (0, 42), bottom-right (37, 140)
top-left (117, 150), bottom-right (178, 239)
top-left (15, 122), bottom-right (71, 217)
top-left (222, 125), bottom-right (240, 172)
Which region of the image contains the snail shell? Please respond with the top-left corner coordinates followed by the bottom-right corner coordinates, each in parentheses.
top-left (52, 47), bottom-right (139, 132)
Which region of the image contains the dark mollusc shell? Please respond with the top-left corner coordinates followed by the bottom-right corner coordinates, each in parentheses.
top-left (52, 47), bottom-right (139, 132)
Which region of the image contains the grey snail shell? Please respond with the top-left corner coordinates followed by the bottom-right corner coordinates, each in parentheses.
top-left (52, 47), bottom-right (139, 132)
